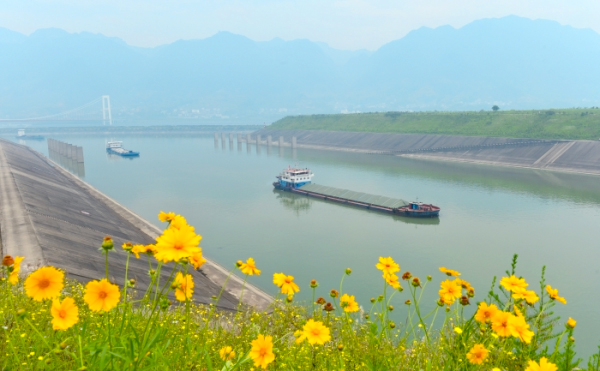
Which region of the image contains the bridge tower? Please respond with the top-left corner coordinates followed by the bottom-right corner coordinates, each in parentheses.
top-left (102, 95), bottom-right (113, 126)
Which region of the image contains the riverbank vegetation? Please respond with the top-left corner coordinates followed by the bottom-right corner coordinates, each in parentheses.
top-left (1, 212), bottom-right (599, 370)
top-left (269, 108), bottom-right (600, 140)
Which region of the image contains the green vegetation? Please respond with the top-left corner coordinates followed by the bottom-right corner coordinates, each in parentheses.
top-left (268, 108), bottom-right (600, 140)
top-left (2, 212), bottom-right (600, 370)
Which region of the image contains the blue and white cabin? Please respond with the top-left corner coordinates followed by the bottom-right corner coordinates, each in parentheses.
top-left (276, 167), bottom-right (314, 189)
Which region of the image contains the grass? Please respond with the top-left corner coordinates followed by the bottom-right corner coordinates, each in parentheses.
top-left (1, 214), bottom-right (600, 370)
top-left (268, 108), bottom-right (600, 140)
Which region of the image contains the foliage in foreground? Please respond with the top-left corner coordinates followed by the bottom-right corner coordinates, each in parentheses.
top-left (1, 212), bottom-right (600, 370)
top-left (269, 108), bottom-right (600, 140)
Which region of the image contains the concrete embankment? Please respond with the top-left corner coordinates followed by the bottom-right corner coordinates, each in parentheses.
top-left (0, 138), bottom-right (271, 310)
top-left (254, 129), bottom-right (600, 175)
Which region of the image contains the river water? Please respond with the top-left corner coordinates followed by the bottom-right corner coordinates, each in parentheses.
top-left (10, 133), bottom-right (600, 358)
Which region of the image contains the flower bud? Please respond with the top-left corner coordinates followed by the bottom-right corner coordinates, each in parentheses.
top-left (129, 279), bottom-right (136, 287)
top-left (467, 288), bottom-right (475, 298)
top-left (567, 317), bottom-right (576, 329)
top-left (337, 344), bottom-right (344, 351)
top-left (445, 307), bottom-right (451, 312)
top-left (17, 308), bottom-right (26, 319)
top-left (2, 255), bottom-right (14, 266)
top-left (60, 342), bottom-right (68, 350)
top-left (101, 236), bottom-right (114, 251)
top-left (402, 272), bottom-right (412, 280)
top-left (330, 289), bottom-right (339, 298)
top-left (377, 295), bottom-right (384, 302)
top-left (323, 303), bottom-right (334, 312)
top-left (569, 336), bottom-right (575, 342)
top-left (149, 269), bottom-right (156, 276)
top-left (53, 349), bottom-right (62, 355)
top-left (78, 367), bottom-right (88, 371)
top-left (460, 296), bottom-right (470, 306)
top-left (364, 314), bottom-right (370, 320)
top-left (404, 300), bottom-right (411, 306)
top-left (411, 277), bottom-right (421, 287)
top-left (211, 295), bottom-right (217, 300)
top-left (235, 260), bottom-right (243, 268)
top-left (345, 268), bottom-right (352, 275)
top-left (286, 295), bottom-right (294, 303)
top-left (316, 297), bottom-right (326, 305)
top-left (388, 305), bottom-right (394, 311)
top-left (389, 321), bottom-right (396, 329)
top-left (370, 297), bottom-right (376, 303)
top-left (426, 275), bottom-right (432, 281)
top-left (122, 242), bottom-right (133, 252)
top-left (171, 282), bottom-right (178, 290)
top-left (310, 279), bottom-right (318, 288)
top-left (436, 299), bottom-right (445, 307)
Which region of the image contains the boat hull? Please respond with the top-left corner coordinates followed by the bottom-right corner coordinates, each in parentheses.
top-left (106, 148), bottom-right (140, 157)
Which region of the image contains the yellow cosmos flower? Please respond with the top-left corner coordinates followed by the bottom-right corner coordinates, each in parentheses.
top-left (50, 297), bottom-right (79, 331)
top-left (297, 319), bottom-right (331, 345)
top-left (491, 311), bottom-right (512, 337)
top-left (84, 279), bottom-right (120, 312)
top-left (168, 215), bottom-right (188, 231)
top-left (383, 273), bottom-right (402, 290)
top-left (340, 294), bottom-right (359, 313)
top-left (509, 314), bottom-right (534, 344)
top-left (189, 251), bottom-right (206, 269)
top-left (567, 317), bottom-right (576, 329)
top-left (439, 267), bottom-right (461, 276)
top-left (512, 288), bottom-right (539, 304)
top-left (466, 344), bottom-right (488, 364)
top-left (456, 278), bottom-right (472, 291)
top-left (239, 258), bottom-right (261, 276)
top-left (453, 327), bottom-right (463, 334)
top-left (273, 273), bottom-right (300, 296)
top-left (24, 266), bottom-right (64, 301)
top-left (376, 257), bottom-right (400, 275)
top-left (9, 256), bottom-right (24, 285)
top-left (500, 275), bottom-right (528, 292)
top-left (173, 272), bottom-right (194, 302)
top-left (158, 211), bottom-right (175, 222)
top-left (219, 346), bottom-right (235, 361)
top-left (474, 302), bottom-right (498, 323)
top-left (154, 224), bottom-right (202, 263)
top-left (525, 357), bottom-right (558, 371)
top-left (249, 334), bottom-right (275, 369)
top-left (438, 279), bottom-right (462, 304)
top-left (545, 285), bottom-right (566, 304)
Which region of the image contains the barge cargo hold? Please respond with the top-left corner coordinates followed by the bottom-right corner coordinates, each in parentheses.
top-left (273, 167), bottom-right (440, 217)
top-left (106, 141), bottom-right (140, 157)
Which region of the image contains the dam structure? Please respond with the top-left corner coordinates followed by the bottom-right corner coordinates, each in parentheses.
top-left (0, 138), bottom-right (271, 310)
top-left (254, 129), bottom-right (600, 176)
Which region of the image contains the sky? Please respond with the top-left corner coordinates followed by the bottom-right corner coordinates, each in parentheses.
top-left (2, 0), bottom-right (600, 50)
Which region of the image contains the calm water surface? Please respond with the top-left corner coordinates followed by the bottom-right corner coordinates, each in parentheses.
top-left (12, 134), bottom-right (600, 358)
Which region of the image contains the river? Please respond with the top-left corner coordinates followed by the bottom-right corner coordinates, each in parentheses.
top-left (10, 133), bottom-right (600, 358)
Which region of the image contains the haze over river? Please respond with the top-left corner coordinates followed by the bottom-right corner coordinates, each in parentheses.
top-left (10, 133), bottom-right (600, 358)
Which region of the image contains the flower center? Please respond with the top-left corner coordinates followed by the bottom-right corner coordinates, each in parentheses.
top-left (259, 348), bottom-right (267, 357)
top-left (58, 309), bottom-right (67, 319)
top-left (173, 242), bottom-right (183, 251)
top-left (38, 278), bottom-right (50, 289)
top-left (312, 329), bottom-right (320, 336)
top-left (99, 291), bottom-right (107, 299)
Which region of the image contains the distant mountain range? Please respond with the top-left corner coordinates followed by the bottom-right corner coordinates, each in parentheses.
top-left (1, 16), bottom-right (600, 124)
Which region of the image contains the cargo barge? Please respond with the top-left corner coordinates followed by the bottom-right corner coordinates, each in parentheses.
top-left (273, 167), bottom-right (440, 217)
top-left (106, 141), bottom-right (140, 157)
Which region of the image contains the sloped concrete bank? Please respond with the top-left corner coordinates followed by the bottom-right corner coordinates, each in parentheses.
top-left (255, 129), bottom-right (600, 175)
top-left (0, 138), bottom-right (271, 310)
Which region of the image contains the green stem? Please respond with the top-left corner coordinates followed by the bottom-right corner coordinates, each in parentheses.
top-left (78, 335), bottom-right (85, 369)
top-left (104, 251), bottom-right (109, 280)
top-left (24, 318), bottom-right (51, 350)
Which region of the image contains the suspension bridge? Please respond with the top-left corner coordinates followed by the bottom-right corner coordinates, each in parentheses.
top-left (0, 96), bottom-right (113, 125)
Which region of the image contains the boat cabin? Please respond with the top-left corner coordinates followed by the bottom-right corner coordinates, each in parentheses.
top-left (276, 167), bottom-right (314, 189)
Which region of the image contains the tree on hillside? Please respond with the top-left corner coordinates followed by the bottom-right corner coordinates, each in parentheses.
top-left (492, 105), bottom-right (500, 111)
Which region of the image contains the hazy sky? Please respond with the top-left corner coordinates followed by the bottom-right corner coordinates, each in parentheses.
top-left (2, 0), bottom-right (600, 50)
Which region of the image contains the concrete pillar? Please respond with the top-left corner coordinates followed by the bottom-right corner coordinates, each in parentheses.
top-left (214, 132), bottom-right (218, 142)
top-left (257, 135), bottom-right (261, 145)
top-left (279, 136), bottom-right (284, 147)
top-left (292, 136), bottom-right (297, 149)
top-left (237, 134), bottom-right (242, 144)
top-left (221, 132), bottom-right (226, 142)
top-left (247, 133), bottom-right (251, 143)
top-left (229, 133), bottom-right (233, 143)
top-left (267, 135), bottom-right (272, 146)
top-left (76, 146), bottom-right (84, 163)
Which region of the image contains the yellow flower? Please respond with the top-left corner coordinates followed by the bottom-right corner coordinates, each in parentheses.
top-left (24, 266), bottom-right (64, 301)
top-left (189, 251), bottom-right (206, 269)
top-left (439, 267), bottom-right (461, 276)
top-left (273, 273), bottom-right (299, 296)
top-left (9, 256), bottom-right (24, 285)
top-left (383, 273), bottom-right (402, 290)
top-left (173, 272), bottom-right (194, 302)
top-left (491, 311), bottom-right (512, 337)
top-left (239, 258), bottom-right (261, 276)
top-left (50, 297), bottom-right (79, 331)
top-left (375, 257), bottom-right (399, 275)
top-left (466, 344), bottom-right (488, 364)
top-left (567, 317), bottom-right (576, 329)
top-left (474, 302), bottom-right (498, 323)
top-left (545, 285), bottom-right (566, 304)
top-left (168, 214), bottom-right (188, 230)
top-left (84, 279), bottom-right (120, 312)
top-left (512, 288), bottom-right (539, 304)
top-left (456, 278), bottom-right (472, 291)
top-left (158, 211), bottom-right (175, 222)
top-left (339, 294), bottom-right (359, 313)
top-left (453, 327), bottom-right (463, 334)
top-left (299, 319), bottom-right (331, 345)
top-left (154, 224), bottom-right (202, 263)
top-left (219, 346), bottom-right (235, 361)
top-left (500, 275), bottom-right (528, 292)
top-left (438, 279), bottom-right (462, 304)
top-left (509, 314), bottom-right (534, 344)
top-left (249, 334), bottom-right (275, 369)
top-left (524, 357), bottom-right (558, 371)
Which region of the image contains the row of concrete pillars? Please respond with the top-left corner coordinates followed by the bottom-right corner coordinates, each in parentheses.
top-left (214, 133), bottom-right (297, 148)
top-left (47, 139), bottom-right (84, 163)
